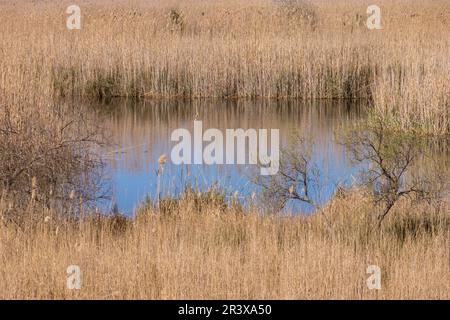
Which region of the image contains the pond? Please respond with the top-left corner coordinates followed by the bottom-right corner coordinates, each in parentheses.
top-left (95, 99), bottom-right (369, 215)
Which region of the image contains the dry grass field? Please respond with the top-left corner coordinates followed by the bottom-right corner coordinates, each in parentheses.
top-left (0, 190), bottom-right (449, 299)
top-left (0, 0), bottom-right (449, 134)
top-left (0, 0), bottom-right (449, 300)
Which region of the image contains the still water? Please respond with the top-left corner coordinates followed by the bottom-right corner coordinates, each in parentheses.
top-left (97, 99), bottom-right (367, 215)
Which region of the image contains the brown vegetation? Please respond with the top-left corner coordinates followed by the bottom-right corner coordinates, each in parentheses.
top-left (0, 189), bottom-right (448, 299)
top-left (0, 0), bottom-right (449, 135)
top-left (0, 0), bottom-right (448, 300)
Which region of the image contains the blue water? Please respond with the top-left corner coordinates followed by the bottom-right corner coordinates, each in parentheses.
top-left (98, 99), bottom-right (366, 215)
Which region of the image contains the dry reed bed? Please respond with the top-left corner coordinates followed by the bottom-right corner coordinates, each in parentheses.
top-left (0, 0), bottom-right (449, 300)
top-left (0, 0), bottom-right (449, 135)
top-left (0, 190), bottom-right (448, 299)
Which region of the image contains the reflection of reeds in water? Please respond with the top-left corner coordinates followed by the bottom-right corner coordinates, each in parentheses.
top-left (101, 99), bottom-right (366, 173)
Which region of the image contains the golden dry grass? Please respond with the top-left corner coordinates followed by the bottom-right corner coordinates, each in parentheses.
top-left (0, 0), bottom-right (449, 134)
top-left (0, 0), bottom-right (449, 300)
top-left (0, 190), bottom-right (448, 299)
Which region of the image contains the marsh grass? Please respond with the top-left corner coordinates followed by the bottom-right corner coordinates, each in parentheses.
top-left (0, 0), bottom-right (449, 299)
top-left (0, 188), bottom-right (448, 299)
top-left (0, 0), bottom-right (449, 134)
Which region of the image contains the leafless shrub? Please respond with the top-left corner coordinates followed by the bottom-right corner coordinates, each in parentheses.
top-left (342, 115), bottom-right (449, 228)
top-left (0, 99), bottom-right (106, 222)
top-left (255, 134), bottom-right (333, 232)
